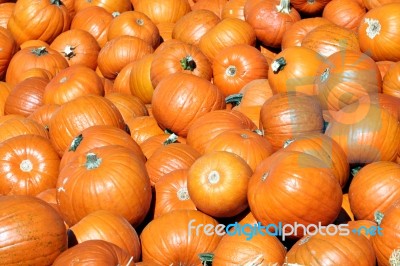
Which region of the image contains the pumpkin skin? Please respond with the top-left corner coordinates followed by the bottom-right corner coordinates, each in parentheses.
top-left (27, 104), bottom-right (60, 131)
top-left (314, 49), bottom-right (382, 111)
top-left (111, 62), bottom-right (136, 95)
top-left (74, 0), bottom-right (132, 14)
top-left (349, 161), bottom-right (400, 221)
top-left (377, 60), bottom-right (396, 80)
top-left (17, 68), bottom-right (54, 83)
top-left (212, 233), bottom-right (286, 265)
top-left (154, 169), bottom-right (197, 219)
top-left (128, 54), bottom-right (154, 104)
top-left (105, 93), bottom-right (148, 122)
top-left (7, 0), bottom-right (70, 45)
top-left (0, 81), bottom-right (11, 116)
top-left (48, 95), bottom-right (125, 156)
top-left (383, 61), bottom-right (400, 99)
top-left (43, 65), bottom-right (104, 105)
top-left (69, 210), bottom-right (141, 261)
top-left (221, 0), bottom-right (246, 20)
top-left (291, 0), bottom-right (331, 16)
top-left (283, 132), bottom-right (350, 189)
top-left (4, 77), bottom-right (48, 117)
top-left (259, 92), bottom-right (324, 151)
top-left (0, 116), bottom-right (49, 143)
top-left (191, 0), bottom-right (227, 18)
top-left (151, 72), bottom-right (226, 137)
top-left (125, 115), bottom-right (164, 145)
top-left (325, 102), bottom-right (400, 164)
top-left (347, 220), bottom-right (378, 240)
top-left (248, 150), bottom-right (343, 239)
top-left (322, 0), bottom-right (367, 32)
top-left (139, 133), bottom-right (186, 159)
top-left (342, 193), bottom-right (355, 221)
top-left (0, 195), bottom-right (67, 265)
top-left (140, 209), bottom-right (222, 265)
top-left (0, 26), bottom-right (17, 80)
top-left (358, 3), bottom-right (400, 62)
top-left (187, 150), bottom-right (253, 218)
top-left (0, 2), bottom-right (15, 29)
top-left (53, 240), bottom-right (134, 266)
top-left (0, 134), bottom-right (60, 196)
top-left (56, 145), bottom-right (152, 227)
top-left (150, 40), bottom-right (213, 88)
top-left (212, 44), bottom-right (269, 96)
top-left (50, 29), bottom-right (101, 70)
top-left (133, 0), bottom-right (191, 24)
top-left (172, 9), bottom-right (221, 46)
top-left (286, 232), bottom-right (376, 265)
top-left (268, 46), bottom-right (326, 95)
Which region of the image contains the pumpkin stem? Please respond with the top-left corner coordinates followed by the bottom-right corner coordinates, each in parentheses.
top-left (50, 0), bottom-right (63, 6)
top-left (165, 129), bottom-right (174, 135)
top-left (112, 11), bottom-right (120, 17)
top-left (225, 93), bottom-right (243, 107)
top-left (62, 45), bottom-right (76, 59)
top-left (374, 211), bottom-right (384, 225)
top-left (261, 172), bottom-right (269, 181)
top-left (350, 166), bottom-right (362, 177)
top-left (176, 187), bottom-right (190, 201)
top-left (299, 236), bottom-right (311, 245)
top-left (198, 253), bottom-right (213, 266)
top-left (164, 133), bottom-right (178, 145)
top-left (271, 57), bottom-right (286, 74)
top-left (180, 56), bottom-right (197, 71)
top-left (125, 256), bottom-right (134, 266)
top-left (389, 249), bottom-right (400, 266)
top-left (364, 18), bottom-right (381, 39)
top-left (20, 159), bottom-right (33, 172)
top-left (208, 170), bottom-right (220, 184)
top-left (136, 18), bottom-right (144, 26)
top-left (253, 129), bottom-right (263, 136)
top-left (240, 133), bottom-right (249, 139)
top-left (320, 68), bottom-right (330, 82)
top-left (283, 138), bottom-right (295, 148)
top-left (276, 0), bottom-right (292, 13)
top-left (225, 65), bottom-right (237, 77)
top-left (85, 152), bottom-right (102, 169)
top-left (31, 47), bottom-right (49, 56)
top-left (69, 134), bottom-right (83, 152)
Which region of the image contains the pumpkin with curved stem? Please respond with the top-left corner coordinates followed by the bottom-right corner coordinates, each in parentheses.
top-left (248, 150), bottom-right (343, 239)
top-left (43, 65), bottom-right (104, 105)
top-left (268, 46), bottom-right (326, 95)
top-left (0, 134), bottom-right (60, 196)
top-left (53, 240), bottom-right (134, 266)
top-left (48, 95), bottom-right (125, 156)
top-left (314, 50), bottom-right (382, 111)
top-left (7, 0), bottom-right (70, 45)
top-left (50, 29), bottom-right (101, 70)
top-left (172, 9), bottom-right (220, 46)
top-left (128, 54), bottom-right (154, 104)
top-left (140, 209), bottom-right (222, 265)
top-left (187, 150), bottom-right (253, 218)
top-left (349, 161), bottom-right (400, 221)
top-left (105, 93), bottom-right (148, 122)
top-left (74, 0), bottom-right (132, 14)
top-left (150, 40), bottom-right (213, 88)
top-left (0, 27), bottom-right (17, 80)
top-left (0, 195), bottom-right (67, 265)
top-left (259, 92), bottom-right (324, 151)
top-left (69, 210), bottom-right (141, 261)
top-left (322, 0), bottom-right (366, 32)
top-left (0, 116), bottom-right (49, 143)
top-left (57, 145), bottom-right (152, 227)
top-left (383, 61), bottom-right (400, 99)
top-left (151, 72), bottom-right (225, 137)
top-left (245, 0), bottom-right (301, 48)
top-left (139, 133), bottom-right (186, 159)
top-left (212, 44), bottom-right (268, 96)
top-left (4, 77), bottom-right (48, 117)
top-left (154, 169), bottom-right (197, 218)
top-left (133, 0), bottom-right (191, 24)
top-left (358, 3), bottom-right (400, 62)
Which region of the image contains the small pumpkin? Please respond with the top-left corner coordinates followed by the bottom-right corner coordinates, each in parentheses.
top-left (383, 61), bottom-right (400, 99)
top-left (0, 26), bottom-right (18, 80)
top-left (133, 0), bottom-right (191, 24)
top-left (322, 0), bottom-right (367, 32)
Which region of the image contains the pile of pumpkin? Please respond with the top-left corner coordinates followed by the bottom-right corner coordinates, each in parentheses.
top-left (0, 0), bottom-right (400, 265)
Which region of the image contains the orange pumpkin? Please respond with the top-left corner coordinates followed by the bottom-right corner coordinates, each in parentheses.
top-left (0, 26), bottom-right (17, 80)
top-left (74, 0), bottom-right (132, 14)
top-left (0, 2), bottom-right (15, 29)
top-left (128, 54), bottom-right (154, 104)
top-left (125, 115), bottom-right (164, 145)
top-left (322, 0), bottom-right (367, 32)
top-left (105, 93), bottom-right (148, 122)
top-left (221, 0), bottom-right (246, 20)
top-left (139, 132), bottom-right (186, 159)
top-left (0, 81), bottom-right (11, 116)
top-left (383, 61), bottom-right (400, 99)
top-left (0, 116), bottom-right (49, 143)
top-left (191, 0), bottom-right (227, 18)
top-left (133, 0), bottom-right (191, 24)
top-left (27, 104), bottom-right (60, 131)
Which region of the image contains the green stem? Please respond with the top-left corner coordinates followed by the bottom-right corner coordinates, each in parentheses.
top-left (163, 133), bottom-right (178, 145)
top-left (68, 134), bottom-right (83, 152)
top-left (271, 57), bottom-right (286, 74)
top-left (180, 56), bottom-right (197, 71)
top-left (85, 153), bottom-right (102, 170)
top-left (31, 47), bottom-right (49, 56)
top-left (374, 211), bottom-right (384, 226)
top-left (225, 93), bottom-right (243, 107)
top-left (225, 65), bottom-right (237, 77)
top-left (199, 253), bottom-right (213, 266)
top-left (50, 0), bottom-right (62, 6)
top-left (350, 166), bottom-right (362, 177)
top-left (276, 0), bottom-right (292, 13)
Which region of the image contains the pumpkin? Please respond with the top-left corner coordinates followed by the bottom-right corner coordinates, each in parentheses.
top-left (291, 0), bottom-right (331, 15)
top-left (7, 0), bottom-right (70, 45)
top-left (268, 46), bottom-right (326, 95)
top-left (110, 62), bottom-right (136, 95)
top-left (172, 9), bottom-right (221, 46)
top-left (358, 3), bottom-right (400, 62)
top-left (342, 193), bottom-right (355, 221)
top-left (139, 133), bottom-right (186, 159)
top-left (212, 43), bottom-right (269, 96)
top-left (53, 240), bottom-right (134, 266)
top-left (229, 79), bottom-right (274, 108)
top-left (191, 0), bottom-right (228, 18)
top-left (57, 145), bottom-right (152, 227)
top-left (48, 95), bottom-right (125, 156)
top-left (150, 40), bottom-right (213, 88)
top-left (105, 93), bottom-right (148, 122)
top-left (349, 161), bottom-right (400, 221)
top-left (36, 188), bottom-right (63, 216)
top-left (301, 23), bottom-right (361, 58)
top-left (325, 102), bottom-right (400, 164)
top-left (363, 0), bottom-right (400, 9)
top-left (70, 6), bottom-right (114, 48)
top-left (151, 72), bottom-right (226, 137)
top-left (43, 65), bottom-right (104, 105)
top-left (212, 233), bottom-right (286, 265)
top-left (0, 195), bottom-right (67, 265)
top-left (314, 49), bottom-right (382, 111)
top-left (20, 39), bottom-right (50, 49)
top-left (128, 54), bottom-right (154, 104)
top-left (283, 132), bottom-right (350, 188)
top-left (155, 22), bottom-right (175, 42)
top-left (154, 169), bottom-right (197, 218)
top-left (221, 0), bottom-right (246, 20)
top-left (6, 46), bottom-right (69, 86)
top-left (50, 29), bottom-right (101, 70)
top-left (285, 231), bottom-right (376, 265)
top-left (347, 219), bottom-right (378, 240)
top-left (140, 209), bottom-right (222, 265)
top-left (377, 60), bottom-right (396, 80)
top-left (281, 17), bottom-right (332, 49)
top-left (187, 150), bottom-right (252, 218)
top-left (0, 116), bottom-right (49, 143)
top-left (245, 0), bottom-right (301, 48)
top-left (322, 0), bottom-right (367, 32)
top-left (145, 143), bottom-right (201, 186)
top-left (0, 81), bottom-right (11, 116)
top-left (0, 26), bottom-right (17, 80)
top-left (4, 77), bottom-right (48, 117)
top-left (133, 0), bottom-right (191, 24)
top-left (125, 115), bottom-right (164, 145)
top-left (69, 210), bottom-right (141, 261)
top-left (59, 124), bottom-right (145, 171)
top-left (259, 92), bottom-right (324, 151)
top-left (0, 2), bottom-right (15, 29)
top-left (198, 17), bottom-right (256, 62)
top-left (248, 150), bottom-right (343, 239)
top-left (383, 61), bottom-right (400, 99)
top-left (27, 104), bottom-right (60, 131)
top-left (74, 0), bottom-right (132, 14)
